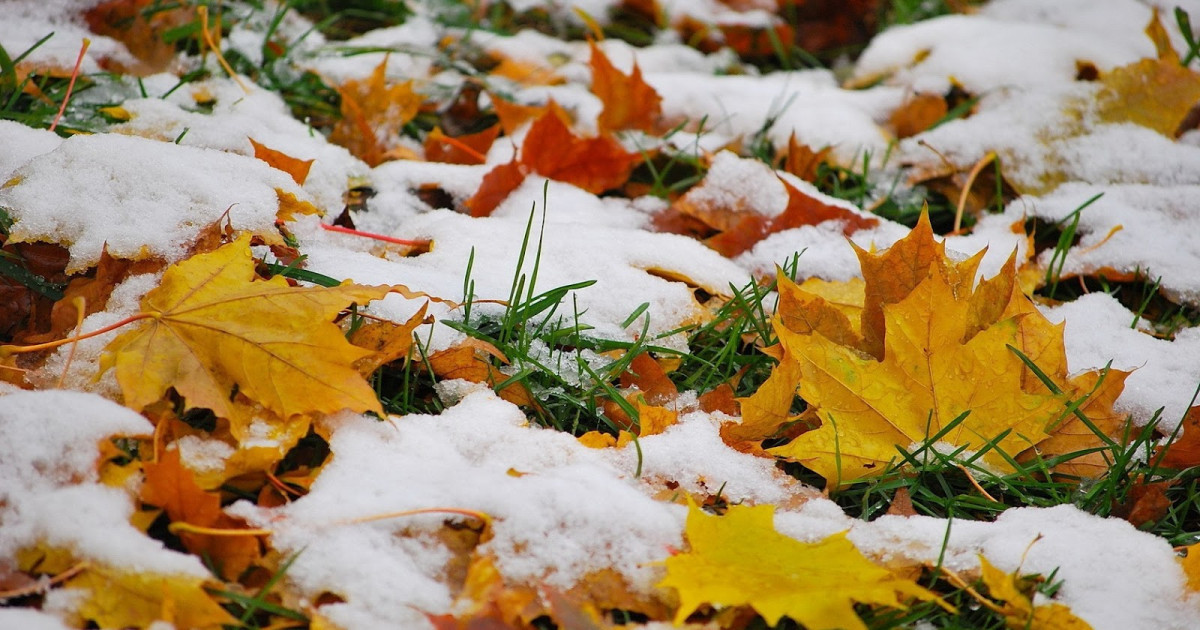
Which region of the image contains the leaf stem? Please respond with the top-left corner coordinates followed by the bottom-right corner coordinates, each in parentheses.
top-left (320, 223), bottom-right (431, 247)
top-left (48, 37), bottom-right (89, 133)
top-left (1, 312), bottom-right (154, 354)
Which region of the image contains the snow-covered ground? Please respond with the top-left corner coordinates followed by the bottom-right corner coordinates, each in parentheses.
top-left (3, 0), bottom-right (1200, 628)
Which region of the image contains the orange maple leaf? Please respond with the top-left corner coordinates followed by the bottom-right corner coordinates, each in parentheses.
top-left (425, 125), bottom-right (500, 165)
top-left (141, 447), bottom-right (260, 579)
top-left (465, 104), bottom-right (641, 216)
top-left (329, 56), bottom-right (423, 166)
top-left (588, 41), bottom-right (663, 132)
top-left (66, 562), bottom-right (236, 629)
top-left (673, 162), bottom-right (878, 257)
top-left (99, 234), bottom-right (395, 420)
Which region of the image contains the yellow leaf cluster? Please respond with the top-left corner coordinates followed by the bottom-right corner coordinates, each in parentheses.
top-left (738, 213), bottom-right (1127, 486)
top-left (659, 501), bottom-right (947, 629)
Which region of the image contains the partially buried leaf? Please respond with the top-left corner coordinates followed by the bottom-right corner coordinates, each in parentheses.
top-left (100, 234), bottom-right (393, 420)
top-left (659, 501), bottom-right (946, 629)
top-left (249, 138), bottom-right (313, 185)
top-left (329, 56), bottom-right (423, 166)
top-left (1096, 11), bottom-right (1200, 137)
top-left (67, 562), bottom-right (236, 630)
top-left (425, 125), bottom-right (500, 165)
top-left (977, 556), bottom-right (1092, 630)
top-left (519, 103), bottom-right (641, 194)
top-left (588, 41), bottom-right (663, 132)
top-left (141, 447), bottom-right (261, 579)
top-left (1153, 406), bottom-right (1200, 470)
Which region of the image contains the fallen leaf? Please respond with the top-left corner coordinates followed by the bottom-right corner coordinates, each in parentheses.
top-left (67, 563), bottom-right (236, 630)
top-left (620, 352), bottom-right (678, 406)
top-left (762, 213), bottom-right (1125, 486)
top-left (977, 556), bottom-right (1093, 630)
top-left (888, 93), bottom-right (949, 139)
top-left (488, 94), bottom-right (552, 135)
top-left (1112, 476), bottom-right (1174, 528)
top-left (100, 234), bottom-right (393, 420)
top-left (249, 138), bottom-right (314, 185)
top-left (329, 56), bottom-right (423, 166)
top-left (1153, 406), bottom-right (1200, 469)
top-left (142, 447), bottom-right (261, 579)
top-left (520, 103), bottom-right (641, 194)
top-left (83, 0), bottom-right (192, 75)
top-left (1096, 12), bottom-right (1200, 137)
top-left (780, 133), bottom-right (833, 183)
top-left (1180, 543), bottom-right (1200, 591)
top-left (425, 125), bottom-right (501, 165)
top-left (465, 158), bottom-right (525, 218)
top-left (588, 41), bottom-right (662, 132)
top-left (350, 302), bottom-right (431, 376)
top-left (659, 501), bottom-right (945, 629)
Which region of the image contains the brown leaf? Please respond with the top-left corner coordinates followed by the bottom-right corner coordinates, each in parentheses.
top-left (350, 303), bottom-right (431, 376)
top-left (620, 352), bottom-right (678, 406)
top-left (1154, 406), bottom-right (1200, 469)
top-left (83, 0), bottom-right (192, 75)
top-left (781, 133), bottom-right (833, 183)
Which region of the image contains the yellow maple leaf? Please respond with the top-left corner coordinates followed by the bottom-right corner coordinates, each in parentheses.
top-left (67, 563), bottom-right (236, 630)
top-left (761, 213), bottom-right (1126, 485)
top-left (100, 234), bottom-right (392, 420)
top-left (1096, 11), bottom-right (1200, 138)
top-left (658, 502), bottom-right (946, 629)
top-left (977, 556), bottom-right (1092, 630)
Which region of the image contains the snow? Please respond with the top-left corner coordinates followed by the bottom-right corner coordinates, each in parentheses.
top-left (5, 0), bottom-right (1200, 628)
top-left (0, 391), bottom-right (207, 577)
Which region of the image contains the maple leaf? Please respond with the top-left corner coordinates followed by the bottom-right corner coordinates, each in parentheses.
top-left (99, 234), bottom-right (393, 420)
top-left (759, 213), bottom-right (1126, 485)
top-left (1096, 11), bottom-right (1200, 138)
top-left (141, 447), bottom-right (260, 579)
top-left (669, 154), bottom-right (878, 257)
top-left (66, 562), bottom-right (235, 630)
top-left (83, 0), bottom-right (192, 75)
top-left (329, 56), bottom-right (423, 166)
top-left (466, 104), bottom-right (641, 216)
top-left (588, 41), bottom-right (663, 132)
top-left (659, 502), bottom-right (945, 629)
top-left (520, 103), bottom-right (642, 194)
top-left (977, 556), bottom-right (1092, 630)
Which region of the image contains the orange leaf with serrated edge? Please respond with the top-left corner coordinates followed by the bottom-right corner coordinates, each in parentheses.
top-left (762, 212), bottom-right (1126, 486)
top-left (781, 133), bottom-right (833, 183)
top-left (425, 125), bottom-right (500, 165)
top-left (66, 562), bottom-right (235, 629)
top-left (519, 103), bottom-right (641, 194)
top-left (142, 447), bottom-right (260, 579)
top-left (99, 234), bottom-right (393, 420)
top-left (330, 56), bottom-right (422, 166)
top-left (675, 154), bottom-right (877, 257)
top-left (659, 502), bottom-right (946, 629)
top-left (249, 138), bottom-right (313, 185)
top-left (588, 41), bottom-right (662, 132)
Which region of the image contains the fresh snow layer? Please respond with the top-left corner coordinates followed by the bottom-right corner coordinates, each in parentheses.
top-left (4, 0), bottom-right (1200, 628)
top-left (0, 391), bottom-right (207, 577)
